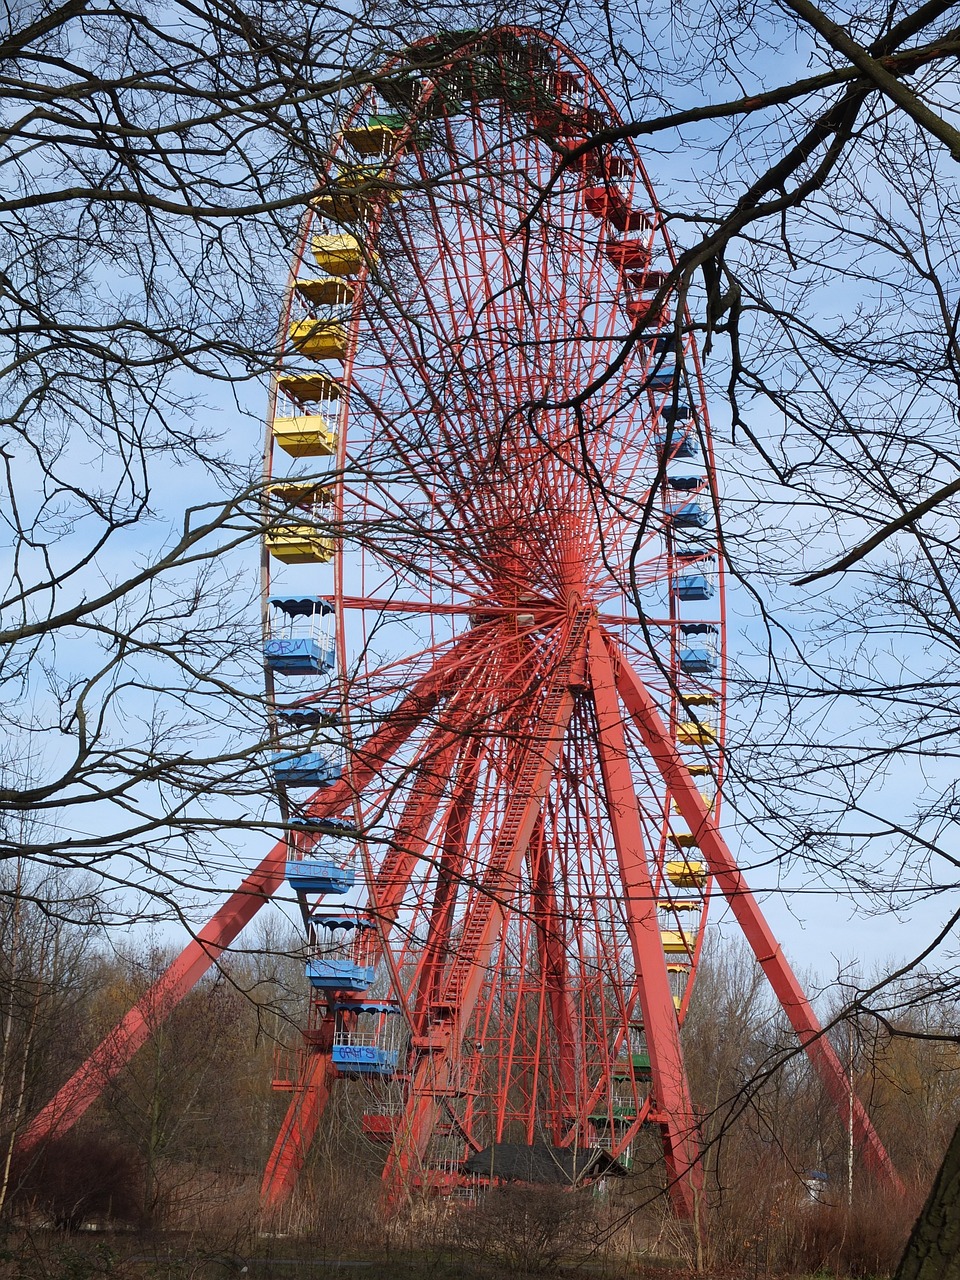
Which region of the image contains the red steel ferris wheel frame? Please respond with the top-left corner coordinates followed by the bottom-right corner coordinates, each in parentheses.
top-left (17, 26), bottom-right (902, 1216)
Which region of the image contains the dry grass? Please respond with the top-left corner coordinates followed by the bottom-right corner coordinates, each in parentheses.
top-left (790, 1187), bottom-right (923, 1279)
top-left (0, 1160), bottom-right (923, 1280)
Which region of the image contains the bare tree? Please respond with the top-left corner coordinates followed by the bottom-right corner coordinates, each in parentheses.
top-left (9, 0), bottom-right (960, 1251)
top-left (0, 859), bottom-right (101, 1213)
top-left (0, 0), bottom-right (495, 916)
top-left (539, 0), bottom-right (960, 1016)
top-left (567, 0), bottom-right (960, 1248)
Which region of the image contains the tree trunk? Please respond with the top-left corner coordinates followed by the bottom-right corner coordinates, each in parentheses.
top-left (895, 1120), bottom-right (960, 1280)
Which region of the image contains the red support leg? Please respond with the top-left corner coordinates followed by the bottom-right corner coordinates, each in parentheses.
top-left (19, 838), bottom-right (289, 1152)
top-left (261, 1019), bottom-right (336, 1209)
top-left (588, 629), bottom-right (702, 1218)
top-left (611, 634), bottom-right (903, 1190)
top-left (368, 724), bottom-right (479, 934)
top-left (528, 816), bottom-right (578, 1143)
top-left (412, 737), bottom-right (484, 1028)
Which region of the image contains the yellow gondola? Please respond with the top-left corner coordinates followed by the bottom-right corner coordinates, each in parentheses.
top-left (295, 278), bottom-right (356, 307)
top-left (672, 791), bottom-right (713, 813)
top-left (340, 124), bottom-right (401, 156)
top-left (312, 233), bottom-right (367, 276)
top-left (677, 721), bottom-right (717, 746)
top-left (684, 693), bottom-right (717, 708)
top-left (288, 319), bottom-right (347, 361)
top-left (661, 930), bottom-right (696, 954)
top-left (265, 528), bottom-right (336, 564)
top-left (276, 372), bottom-right (343, 403)
top-left (271, 415), bottom-right (337, 459)
top-left (665, 860), bottom-right (707, 889)
top-left (669, 831), bottom-right (698, 850)
top-left (265, 483), bottom-right (335, 564)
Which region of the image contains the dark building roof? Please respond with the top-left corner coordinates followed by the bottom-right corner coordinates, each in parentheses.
top-left (461, 1142), bottom-right (627, 1185)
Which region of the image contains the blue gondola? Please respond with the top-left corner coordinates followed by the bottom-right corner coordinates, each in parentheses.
top-left (264, 595), bottom-right (335, 676)
top-left (305, 957), bottom-right (376, 991)
top-left (665, 500), bottom-right (707, 528)
top-left (271, 751), bottom-right (342, 788)
top-left (286, 817), bottom-right (356, 893)
top-left (654, 429), bottom-right (698, 459)
top-left (286, 857), bottom-right (355, 894)
top-left (679, 624), bottom-right (719, 674)
top-left (673, 574), bottom-right (714, 600)
top-left (664, 477), bottom-right (708, 529)
top-left (332, 1001), bottom-right (402, 1078)
top-left (264, 638), bottom-right (335, 676)
top-left (672, 555), bottom-right (715, 600)
top-left (305, 917), bottom-right (376, 991)
top-left (644, 333), bottom-right (674, 357)
top-left (648, 368), bottom-right (677, 392)
top-left (661, 402), bottom-right (693, 424)
top-left (332, 1044), bottom-right (399, 1076)
top-left (291, 815), bottom-right (360, 837)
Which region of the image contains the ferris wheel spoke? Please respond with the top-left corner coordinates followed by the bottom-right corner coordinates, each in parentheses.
top-left (381, 611), bottom-right (588, 1198)
top-left (337, 595), bottom-right (474, 617)
top-left (358, 269), bottom-right (482, 516)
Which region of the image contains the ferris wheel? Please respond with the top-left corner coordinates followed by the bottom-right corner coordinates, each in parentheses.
top-left (256, 28), bottom-right (880, 1211)
top-left (19, 27), bottom-right (900, 1218)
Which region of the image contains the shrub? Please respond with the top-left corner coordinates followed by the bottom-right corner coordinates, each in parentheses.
top-left (449, 1184), bottom-right (601, 1275)
top-left (6, 1133), bottom-right (144, 1231)
top-left (792, 1188), bottom-right (923, 1279)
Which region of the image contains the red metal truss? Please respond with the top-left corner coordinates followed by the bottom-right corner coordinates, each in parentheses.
top-left (527, 813), bottom-right (578, 1143)
top-left (261, 1019), bottom-right (337, 1206)
top-left (261, 724), bottom-right (471, 1206)
top-left (381, 612), bottom-right (589, 1200)
top-left (18, 650), bottom-right (462, 1155)
top-left (263, 644), bottom-right (532, 1204)
top-left (610, 634), bottom-right (903, 1190)
top-left (588, 627), bottom-right (701, 1216)
top-left (412, 736), bottom-right (485, 1030)
top-left (251, 15), bottom-right (898, 1211)
top-left (27, 25), bottom-right (901, 1227)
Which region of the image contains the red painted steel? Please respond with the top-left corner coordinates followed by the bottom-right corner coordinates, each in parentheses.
top-left (588, 628), bottom-right (701, 1217)
top-left (253, 15), bottom-right (896, 1208)
top-left (611, 637), bottom-right (902, 1189)
top-left (300, 26), bottom-right (729, 1186)
top-left (18, 657), bottom-right (456, 1154)
top-left (527, 814), bottom-right (578, 1143)
top-left (381, 614), bottom-right (587, 1200)
top-left (21, 28), bottom-right (899, 1223)
top-left (412, 737), bottom-right (485, 1030)
top-left (262, 726), bottom-right (470, 1199)
top-left (261, 1020), bottom-right (337, 1207)
top-left (19, 839), bottom-right (289, 1151)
